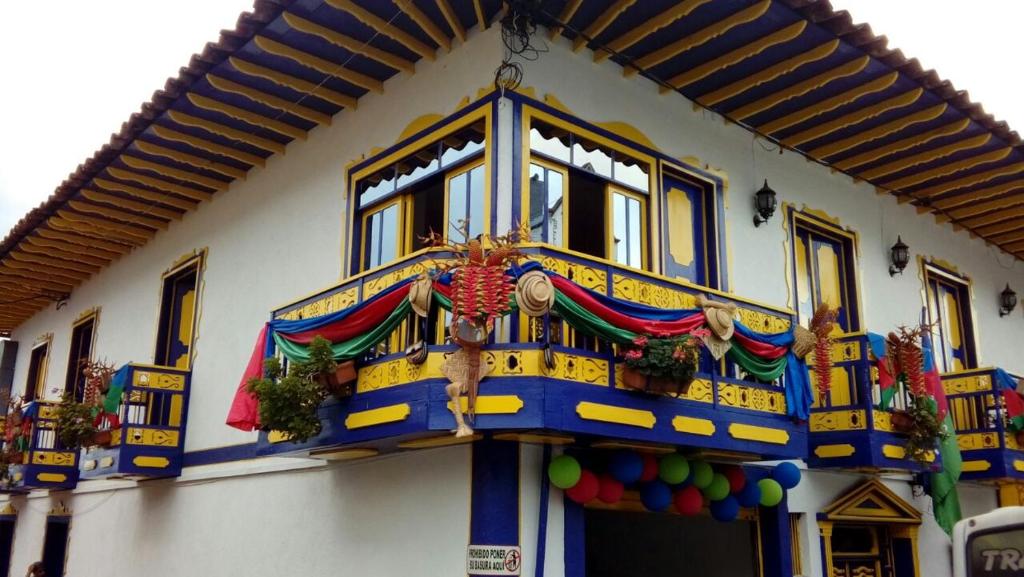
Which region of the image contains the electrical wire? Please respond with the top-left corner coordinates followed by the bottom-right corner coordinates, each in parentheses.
top-left (495, 0), bottom-right (547, 93)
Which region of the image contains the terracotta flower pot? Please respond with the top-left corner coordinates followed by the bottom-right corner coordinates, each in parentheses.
top-left (622, 367), bottom-right (693, 397)
top-left (1015, 430), bottom-right (1024, 448)
top-left (91, 430), bottom-right (113, 447)
top-left (318, 361), bottom-right (357, 399)
top-left (890, 410), bottom-right (914, 433)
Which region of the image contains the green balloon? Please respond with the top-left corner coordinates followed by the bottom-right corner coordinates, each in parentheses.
top-left (690, 461), bottom-right (714, 489)
top-left (658, 454), bottom-right (690, 485)
top-left (703, 473), bottom-right (730, 501)
top-left (758, 479), bottom-right (784, 507)
top-left (548, 455), bottom-right (582, 489)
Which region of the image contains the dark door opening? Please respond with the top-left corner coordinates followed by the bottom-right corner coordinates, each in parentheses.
top-left (585, 508), bottom-right (760, 577)
top-left (65, 316), bottom-right (95, 402)
top-left (0, 517), bottom-right (14, 577)
top-left (41, 516), bottom-right (70, 577)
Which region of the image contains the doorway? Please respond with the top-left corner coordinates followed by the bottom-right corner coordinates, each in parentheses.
top-left (830, 524), bottom-right (894, 577)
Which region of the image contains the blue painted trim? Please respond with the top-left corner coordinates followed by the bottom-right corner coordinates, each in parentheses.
top-left (563, 498), bottom-right (585, 577)
top-left (534, 444), bottom-right (551, 577)
top-left (511, 99), bottom-right (523, 226)
top-left (490, 98), bottom-right (500, 236)
top-left (181, 442), bottom-right (260, 468)
top-left (760, 493), bottom-right (794, 577)
top-left (470, 439), bottom-right (521, 577)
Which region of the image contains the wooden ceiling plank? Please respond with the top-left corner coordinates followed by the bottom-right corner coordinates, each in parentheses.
top-left (573, 0), bottom-right (636, 52)
top-left (549, 0), bottom-right (583, 40)
top-left (165, 110), bottom-right (286, 154)
top-left (472, 0), bottom-right (487, 30)
top-left (857, 134), bottom-right (991, 181)
top-left (822, 112), bottom-right (961, 168)
top-left (80, 189), bottom-right (183, 221)
top-left (729, 55), bottom-right (869, 121)
top-left (36, 229), bottom-right (131, 255)
top-left (186, 93), bottom-right (307, 141)
top-left (93, 176), bottom-right (201, 210)
top-left (436, 0), bottom-right (466, 43)
top-left (206, 74), bottom-right (334, 126)
top-left (134, 140), bottom-right (247, 180)
top-left (755, 71), bottom-right (898, 134)
top-left (980, 220), bottom-right (1024, 238)
top-left (908, 162), bottom-right (1024, 200)
top-left (8, 251), bottom-right (99, 275)
top-left (151, 124), bottom-right (266, 167)
top-left (697, 39), bottom-right (837, 106)
top-left (227, 57), bottom-right (358, 111)
top-left (782, 88), bottom-right (923, 147)
top-left (282, 13), bottom-right (415, 74)
top-left (49, 217), bottom-right (147, 247)
top-left (0, 267), bottom-right (76, 292)
top-left (393, 1), bottom-right (450, 51)
top-left (880, 147), bottom-right (1011, 190)
top-left (106, 167), bottom-right (214, 202)
top-left (627, 0), bottom-right (768, 73)
top-left (327, 0), bottom-right (436, 61)
top-left (3, 260), bottom-right (87, 283)
top-left (67, 200), bottom-right (169, 231)
top-left (599, 0), bottom-right (715, 63)
top-left (121, 155), bottom-right (227, 191)
top-left (253, 36), bottom-right (384, 95)
top-left (54, 212), bottom-right (154, 242)
top-left (20, 241), bottom-right (111, 267)
top-left (959, 204), bottom-right (1024, 228)
top-left (663, 21), bottom-right (807, 91)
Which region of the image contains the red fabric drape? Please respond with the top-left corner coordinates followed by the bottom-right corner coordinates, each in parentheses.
top-left (549, 276), bottom-right (705, 336)
top-left (226, 322), bottom-right (268, 431)
top-left (277, 285), bottom-right (411, 345)
top-left (732, 332), bottom-right (789, 359)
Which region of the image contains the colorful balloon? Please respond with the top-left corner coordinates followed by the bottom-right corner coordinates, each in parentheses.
top-left (673, 486), bottom-right (703, 516)
top-left (548, 455), bottom-right (582, 489)
top-left (736, 479), bottom-right (762, 508)
top-left (703, 473), bottom-right (730, 501)
top-left (640, 480), bottom-right (672, 512)
top-left (772, 462), bottom-right (802, 490)
top-left (722, 465), bottom-right (747, 493)
top-left (609, 451), bottom-right (643, 485)
top-left (566, 470), bottom-right (600, 504)
top-left (710, 495), bottom-right (740, 522)
top-left (639, 453), bottom-right (659, 482)
top-left (690, 460), bottom-right (713, 489)
top-left (758, 478), bottom-right (784, 507)
top-left (597, 474), bottom-right (625, 504)
top-left (658, 454), bottom-right (690, 485)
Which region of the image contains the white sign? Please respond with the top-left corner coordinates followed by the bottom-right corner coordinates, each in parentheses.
top-left (466, 544), bottom-right (522, 576)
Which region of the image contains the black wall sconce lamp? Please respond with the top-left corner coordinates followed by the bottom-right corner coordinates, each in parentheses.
top-left (1000, 284), bottom-right (1017, 317)
top-left (753, 179), bottom-right (777, 227)
top-left (888, 236), bottom-right (910, 276)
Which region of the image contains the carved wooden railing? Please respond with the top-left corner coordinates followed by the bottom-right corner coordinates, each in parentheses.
top-left (941, 368), bottom-right (1024, 480)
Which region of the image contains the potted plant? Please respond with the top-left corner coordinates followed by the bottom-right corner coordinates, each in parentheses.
top-left (247, 336), bottom-right (350, 443)
top-left (903, 395), bottom-right (947, 463)
top-left (620, 331), bottom-right (704, 397)
top-left (54, 391), bottom-right (100, 450)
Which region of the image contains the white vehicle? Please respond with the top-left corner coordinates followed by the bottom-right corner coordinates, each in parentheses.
top-left (953, 507), bottom-right (1024, 577)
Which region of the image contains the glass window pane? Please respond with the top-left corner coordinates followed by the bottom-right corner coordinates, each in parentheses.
top-left (448, 172), bottom-right (468, 242)
top-left (360, 166), bottom-right (396, 208)
top-left (530, 126), bottom-right (571, 163)
top-left (468, 165), bottom-right (485, 240)
top-left (572, 138), bottom-right (612, 179)
top-left (612, 192), bottom-right (627, 264)
top-left (529, 164), bottom-right (546, 241)
top-left (548, 169), bottom-right (563, 247)
top-left (379, 204), bottom-right (399, 265)
top-left (367, 211), bottom-right (381, 268)
top-left (396, 156), bottom-right (439, 189)
top-left (628, 196), bottom-right (642, 267)
top-left (441, 127), bottom-right (485, 166)
top-left (614, 155), bottom-right (650, 192)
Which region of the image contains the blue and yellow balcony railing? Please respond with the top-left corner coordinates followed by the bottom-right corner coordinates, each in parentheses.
top-left (257, 244), bottom-right (806, 461)
top-left (807, 333), bottom-right (934, 471)
top-left (80, 364), bottom-right (191, 480)
top-left (941, 367), bottom-right (1024, 482)
top-left (3, 400), bottom-right (80, 492)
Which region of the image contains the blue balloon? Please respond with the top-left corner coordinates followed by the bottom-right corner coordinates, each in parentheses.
top-left (640, 480), bottom-right (672, 512)
top-left (736, 480), bottom-right (762, 508)
top-left (772, 462), bottom-right (802, 490)
top-left (710, 495), bottom-right (740, 522)
top-left (609, 451), bottom-right (644, 485)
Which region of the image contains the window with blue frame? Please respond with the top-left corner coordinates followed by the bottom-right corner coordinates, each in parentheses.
top-left (924, 263), bottom-right (977, 373)
top-left (155, 254), bottom-right (202, 369)
top-left (64, 312), bottom-right (96, 402)
top-left (354, 119), bottom-right (487, 272)
top-left (41, 513), bottom-right (70, 577)
top-left (661, 169), bottom-right (719, 287)
top-left (789, 211), bottom-right (860, 333)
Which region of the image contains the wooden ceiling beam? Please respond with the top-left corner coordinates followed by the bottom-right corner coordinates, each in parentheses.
top-left (881, 147), bottom-right (1011, 191)
top-left (436, 0), bottom-right (466, 43)
top-left (150, 124), bottom-right (266, 168)
top-left (120, 155), bottom-right (227, 192)
top-left (253, 36), bottom-right (384, 95)
top-left (282, 13), bottom-right (415, 74)
top-left (662, 21), bottom-right (806, 91)
top-left (903, 162), bottom-right (1024, 201)
top-left (49, 217), bottom-right (147, 247)
top-left (92, 176), bottom-right (200, 211)
top-left (105, 167), bottom-right (214, 202)
top-left (80, 189), bottom-right (183, 221)
top-left (958, 204), bottom-right (1024, 229)
top-left (0, 266), bottom-right (78, 291)
top-left (134, 139), bottom-right (249, 180)
top-left (206, 74), bottom-right (334, 126)
top-left (858, 134), bottom-right (991, 181)
top-left (8, 251), bottom-right (99, 275)
top-left (822, 113), bottom-right (962, 168)
top-left (548, 0), bottom-right (583, 40)
top-left (327, 0), bottom-right (436, 61)
top-left (755, 71), bottom-right (897, 134)
top-left (573, 0), bottom-right (636, 52)
top-left (393, 0), bottom-right (450, 50)
top-left (930, 179), bottom-right (1024, 211)
top-left (626, 0), bottom-right (767, 73)
top-left (696, 38), bottom-right (837, 106)
top-left (53, 213), bottom-right (153, 243)
top-left (36, 228), bottom-right (132, 255)
top-left (227, 57), bottom-right (358, 111)
top-left (782, 88), bottom-right (922, 147)
top-left (165, 110), bottom-right (286, 154)
top-left (19, 240), bottom-right (112, 267)
top-left (67, 200), bottom-right (169, 230)
top-left (186, 93), bottom-right (307, 141)
top-left (472, 0), bottom-right (487, 30)
top-left (4, 259), bottom-right (89, 282)
top-left (978, 220), bottom-right (1024, 238)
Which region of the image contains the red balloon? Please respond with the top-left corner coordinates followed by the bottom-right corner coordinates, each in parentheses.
top-left (722, 465), bottom-right (746, 493)
top-left (674, 486), bottom-right (703, 516)
top-left (566, 470), bottom-right (600, 504)
top-left (597, 474), bottom-right (625, 504)
top-left (639, 453), bottom-right (659, 482)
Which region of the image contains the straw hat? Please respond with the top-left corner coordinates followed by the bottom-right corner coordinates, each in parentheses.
top-left (704, 307), bottom-right (735, 341)
top-left (515, 271), bottom-right (555, 317)
top-left (408, 275), bottom-right (433, 318)
top-left (791, 326), bottom-right (816, 359)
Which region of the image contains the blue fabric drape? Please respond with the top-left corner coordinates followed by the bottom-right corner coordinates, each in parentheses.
top-left (784, 352), bottom-right (812, 421)
top-left (269, 277), bottom-right (414, 335)
top-left (733, 321), bottom-right (795, 346)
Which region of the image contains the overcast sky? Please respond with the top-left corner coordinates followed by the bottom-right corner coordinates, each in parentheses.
top-left (1, 1), bottom-right (1021, 237)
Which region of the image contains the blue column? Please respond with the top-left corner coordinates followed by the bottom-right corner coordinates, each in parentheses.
top-left (760, 495), bottom-right (794, 577)
top-left (470, 439), bottom-right (521, 576)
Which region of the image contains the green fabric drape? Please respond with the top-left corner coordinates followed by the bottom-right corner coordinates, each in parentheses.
top-left (727, 341), bottom-right (789, 381)
top-left (274, 299), bottom-right (413, 362)
top-left (552, 290), bottom-right (638, 345)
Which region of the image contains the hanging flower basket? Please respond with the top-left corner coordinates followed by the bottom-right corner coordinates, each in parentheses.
top-left (890, 409), bottom-right (914, 433)
top-left (620, 333), bottom-right (703, 397)
top-left (91, 430), bottom-right (113, 447)
top-left (316, 361), bottom-right (357, 400)
top-left (622, 366), bottom-right (693, 397)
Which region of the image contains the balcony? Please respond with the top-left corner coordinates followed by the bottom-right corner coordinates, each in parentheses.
top-left (256, 245), bottom-right (807, 461)
top-left (3, 400), bottom-right (79, 492)
top-left (808, 334), bottom-right (933, 471)
top-left (80, 364), bottom-right (191, 480)
top-left (942, 367), bottom-right (1024, 482)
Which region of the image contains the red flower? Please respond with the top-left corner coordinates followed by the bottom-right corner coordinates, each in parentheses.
top-left (632, 335), bottom-right (649, 347)
top-left (689, 327), bottom-right (711, 339)
top-left (625, 349), bottom-right (643, 361)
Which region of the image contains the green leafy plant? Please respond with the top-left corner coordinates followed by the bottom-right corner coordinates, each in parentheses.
top-left (622, 332), bottom-right (704, 383)
top-left (904, 395), bottom-right (948, 464)
top-left (247, 336), bottom-right (338, 443)
top-left (55, 391), bottom-right (99, 449)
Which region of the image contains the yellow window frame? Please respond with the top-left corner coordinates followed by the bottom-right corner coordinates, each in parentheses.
top-left (606, 185), bottom-right (649, 270)
top-left (443, 158), bottom-right (488, 244)
top-left (154, 249), bottom-right (206, 370)
top-left (525, 156), bottom-right (570, 248)
top-left (787, 208), bottom-right (863, 333)
top-left (346, 104), bottom-right (492, 275)
top-left (920, 259), bottom-right (977, 372)
top-left (359, 196), bottom-right (407, 271)
top-left (26, 333), bottom-right (52, 401)
top-left (65, 307), bottom-right (100, 396)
